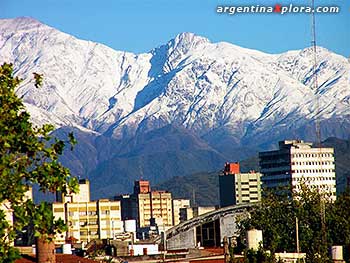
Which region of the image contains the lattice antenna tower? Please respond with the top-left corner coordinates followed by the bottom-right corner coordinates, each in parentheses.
top-left (311, 0), bottom-right (327, 253)
top-left (311, 0), bottom-right (321, 147)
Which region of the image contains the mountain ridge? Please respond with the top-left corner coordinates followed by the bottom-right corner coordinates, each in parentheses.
top-left (1, 17), bottom-right (349, 141)
top-left (1, 17), bottom-right (349, 198)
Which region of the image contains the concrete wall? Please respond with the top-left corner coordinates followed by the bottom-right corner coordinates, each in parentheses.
top-left (219, 213), bottom-right (239, 241)
top-left (166, 228), bottom-right (196, 249)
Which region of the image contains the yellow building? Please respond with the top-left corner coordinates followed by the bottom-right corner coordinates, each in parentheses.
top-left (53, 180), bottom-right (122, 245)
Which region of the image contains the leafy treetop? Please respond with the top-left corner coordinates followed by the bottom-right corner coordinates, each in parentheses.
top-left (0, 62), bottom-right (78, 262)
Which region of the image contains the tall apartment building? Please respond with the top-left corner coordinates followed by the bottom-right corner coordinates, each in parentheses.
top-left (53, 179), bottom-right (122, 244)
top-left (116, 180), bottom-right (173, 230)
top-left (172, 199), bottom-right (190, 226)
top-left (259, 140), bottom-right (336, 199)
top-left (137, 190), bottom-right (173, 229)
top-left (219, 162), bottom-right (262, 207)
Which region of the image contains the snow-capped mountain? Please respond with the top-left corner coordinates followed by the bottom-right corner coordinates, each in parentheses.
top-left (1, 17), bottom-right (349, 143)
top-left (1, 17), bottom-right (349, 197)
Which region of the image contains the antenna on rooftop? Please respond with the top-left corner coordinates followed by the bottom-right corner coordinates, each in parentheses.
top-left (192, 189), bottom-right (196, 207)
top-left (139, 163), bottom-right (144, 180)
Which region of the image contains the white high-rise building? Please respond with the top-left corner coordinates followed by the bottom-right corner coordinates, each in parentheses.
top-left (259, 140), bottom-right (336, 200)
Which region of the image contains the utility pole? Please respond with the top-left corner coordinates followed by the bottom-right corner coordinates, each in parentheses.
top-left (223, 236), bottom-right (230, 263)
top-left (320, 199), bottom-right (327, 256)
top-left (296, 217), bottom-right (300, 254)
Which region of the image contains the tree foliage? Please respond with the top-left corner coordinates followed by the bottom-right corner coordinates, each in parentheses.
top-left (0, 63), bottom-right (78, 262)
top-left (239, 185), bottom-right (350, 263)
top-left (244, 247), bottom-right (278, 263)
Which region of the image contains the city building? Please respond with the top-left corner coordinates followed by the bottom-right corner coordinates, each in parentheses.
top-left (2, 187), bottom-right (33, 228)
top-left (259, 140), bottom-right (336, 199)
top-left (116, 194), bottom-right (138, 221)
top-left (137, 189), bottom-right (173, 229)
top-left (179, 206), bottom-right (216, 222)
top-left (52, 179), bottom-right (122, 245)
top-left (115, 180), bottom-right (173, 231)
top-left (134, 180), bottom-right (151, 194)
top-left (172, 199), bottom-right (191, 226)
top-left (56, 178), bottom-right (90, 203)
top-left (219, 162), bottom-right (262, 207)
top-left (2, 187), bottom-right (33, 246)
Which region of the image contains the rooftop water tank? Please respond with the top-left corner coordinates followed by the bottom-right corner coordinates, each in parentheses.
top-left (124, 219), bottom-right (136, 233)
top-left (247, 229), bottom-right (263, 251)
top-left (331, 246), bottom-right (343, 261)
top-left (62, 243), bottom-right (72, 254)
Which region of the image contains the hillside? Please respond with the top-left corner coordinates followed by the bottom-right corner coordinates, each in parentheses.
top-left (155, 156), bottom-right (260, 206)
top-left (156, 138), bottom-right (350, 206)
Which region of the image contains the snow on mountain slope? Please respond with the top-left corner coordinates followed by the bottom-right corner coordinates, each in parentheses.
top-left (0, 17), bottom-right (153, 131)
top-left (1, 17), bottom-right (349, 147)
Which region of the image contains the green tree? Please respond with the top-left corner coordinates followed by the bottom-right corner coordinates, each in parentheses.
top-left (0, 63), bottom-right (78, 262)
top-left (244, 247), bottom-right (278, 263)
top-left (328, 188), bottom-right (350, 261)
top-left (239, 185), bottom-right (334, 263)
top-left (294, 185), bottom-right (330, 263)
top-left (239, 189), bottom-right (296, 254)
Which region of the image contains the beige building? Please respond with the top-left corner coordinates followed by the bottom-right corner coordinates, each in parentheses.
top-left (1, 187), bottom-right (33, 229)
top-left (56, 179), bottom-right (90, 203)
top-left (179, 206), bottom-right (216, 222)
top-left (1, 187), bottom-right (33, 246)
top-left (137, 190), bottom-right (173, 229)
top-left (118, 181), bottom-right (174, 230)
top-left (53, 180), bottom-right (122, 244)
top-left (172, 199), bottom-right (190, 226)
top-left (219, 162), bottom-right (262, 207)
top-left (259, 140), bottom-right (336, 200)
top-left (234, 172), bottom-right (262, 204)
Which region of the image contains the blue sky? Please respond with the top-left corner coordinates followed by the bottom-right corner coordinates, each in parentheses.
top-left (1, 0), bottom-right (349, 57)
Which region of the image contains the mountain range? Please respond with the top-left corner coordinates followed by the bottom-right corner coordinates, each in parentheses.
top-left (1, 17), bottom-right (349, 199)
